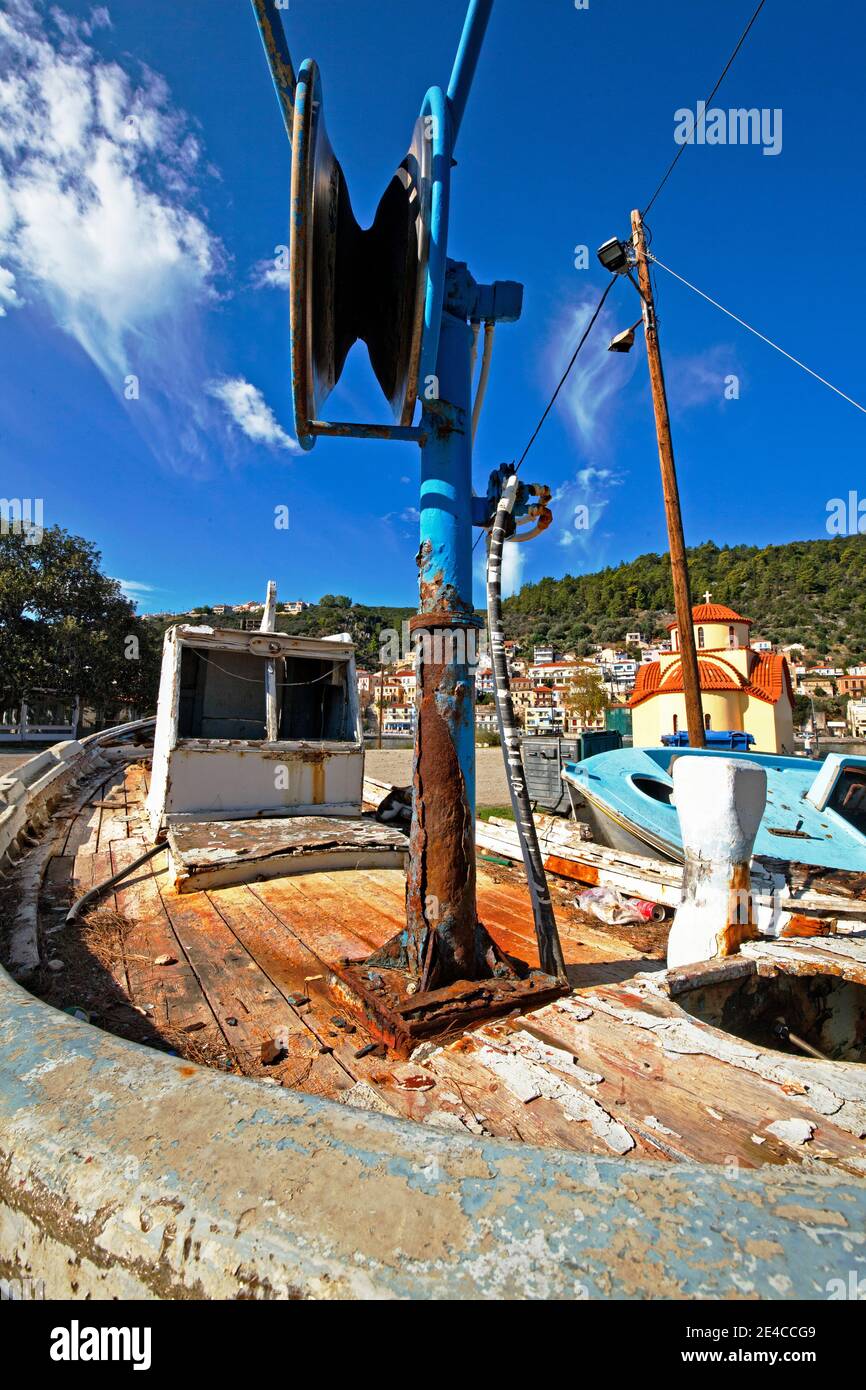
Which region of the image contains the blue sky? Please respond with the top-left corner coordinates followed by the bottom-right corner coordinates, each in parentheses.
top-left (1, 0), bottom-right (864, 615)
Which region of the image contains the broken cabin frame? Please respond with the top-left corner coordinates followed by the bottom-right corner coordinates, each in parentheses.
top-left (146, 624), bottom-right (363, 834)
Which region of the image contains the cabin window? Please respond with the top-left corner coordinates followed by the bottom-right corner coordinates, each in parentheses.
top-left (177, 646), bottom-right (353, 742)
top-left (697, 627), bottom-right (705, 649)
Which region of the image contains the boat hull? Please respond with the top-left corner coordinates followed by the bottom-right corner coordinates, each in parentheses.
top-left (563, 746), bottom-right (866, 873)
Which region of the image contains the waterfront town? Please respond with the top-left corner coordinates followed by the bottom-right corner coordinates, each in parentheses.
top-left (119, 595), bottom-right (866, 752)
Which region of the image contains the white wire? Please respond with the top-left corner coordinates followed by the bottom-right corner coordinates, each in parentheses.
top-left (648, 253), bottom-right (866, 416)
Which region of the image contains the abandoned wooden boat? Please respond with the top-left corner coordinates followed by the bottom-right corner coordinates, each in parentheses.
top-left (563, 745), bottom-right (866, 872)
top-left (2, 719), bottom-right (865, 1169)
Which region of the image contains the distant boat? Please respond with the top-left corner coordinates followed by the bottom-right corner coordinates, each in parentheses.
top-left (563, 745), bottom-right (866, 871)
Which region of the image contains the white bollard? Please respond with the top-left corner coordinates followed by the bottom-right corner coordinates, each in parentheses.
top-left (667, 756), bottom-right (767, 970)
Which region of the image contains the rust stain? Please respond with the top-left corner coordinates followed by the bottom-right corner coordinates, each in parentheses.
top-left (781, 914), bottom-right (835, 938)
top-left (311, 761), bottom-right (325, 805)
top-left (410, 655), bottom-right (476, 990)
top-left (545, 855), bottom-right (597, 884)
top-left (717, 863), bottom-right (761, 957)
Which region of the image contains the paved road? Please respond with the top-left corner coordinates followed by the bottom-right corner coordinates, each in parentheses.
top-left (0, 750), bottom-right (38, 774)
top-left (365, 747), bottom-right (510, 807)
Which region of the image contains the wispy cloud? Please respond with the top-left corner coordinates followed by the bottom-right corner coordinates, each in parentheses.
top-left (207, 377), bottom-right (298, 452)
top-left (0, 3), bottom-right (220, 379)
top-left (251, 254), bottom-right (289, 291)
top-left (113, 577), bottom-right (156, 599)
top-left (553, 465), bottom-right (625, 557)
top-left (548, 289), bottom-right (639, 446)
top-left (500, 543), bottom-right (525, 598)
top-left (665, 344), bottom-right (741, 414)
top-left (0, 2), bottom-right (257, 473)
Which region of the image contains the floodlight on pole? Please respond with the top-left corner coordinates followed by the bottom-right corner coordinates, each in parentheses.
top-left (596, 236), bottom-right (631, 275)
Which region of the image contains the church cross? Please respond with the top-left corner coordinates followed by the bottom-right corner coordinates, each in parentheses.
top-left (702, 590), bottom-right (712, 605)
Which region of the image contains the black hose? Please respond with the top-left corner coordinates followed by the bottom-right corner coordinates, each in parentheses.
top-left (486, 477), bottom-right (567, 983)
top-left (65, 842), bottom-right (166, 924)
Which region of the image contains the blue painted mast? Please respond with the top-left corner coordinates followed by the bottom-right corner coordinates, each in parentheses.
top-left (251, 0), bottom-right (559, 1027)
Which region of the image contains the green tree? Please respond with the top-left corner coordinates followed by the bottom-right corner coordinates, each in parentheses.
top-left (0, 525), bottom-right (161, 727)
top-left (563, 668), bottom-right (609, 727)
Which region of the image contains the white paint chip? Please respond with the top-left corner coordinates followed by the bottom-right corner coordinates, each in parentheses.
top-left (766, 1118), bottom-right (815, 1146)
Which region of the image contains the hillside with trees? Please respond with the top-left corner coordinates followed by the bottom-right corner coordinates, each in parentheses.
top-left (7, 529), bottom-right (861, 733)
top-left (502, 536), bottom-right (866, 663)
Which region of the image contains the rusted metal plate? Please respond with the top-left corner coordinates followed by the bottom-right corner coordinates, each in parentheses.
top-left (329, 956), bottom-right (567, 1058)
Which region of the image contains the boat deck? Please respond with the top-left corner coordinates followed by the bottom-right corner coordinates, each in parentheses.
top-left (23, 756), bottom-right (866, 1173)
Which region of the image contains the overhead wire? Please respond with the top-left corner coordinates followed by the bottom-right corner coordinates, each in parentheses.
top-left (649, 253), bottom-right (866, 416)
top-left (471, 274), bottom-right (619, 554)
top-left (642, 0), bottom-right (769, 216)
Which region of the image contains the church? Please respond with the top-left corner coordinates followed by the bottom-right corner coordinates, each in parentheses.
top-left (628, 598), bottom-right (795, 753)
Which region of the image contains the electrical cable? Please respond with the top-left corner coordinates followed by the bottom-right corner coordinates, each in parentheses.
top-left (472, 274), bottom-right (619, 555)
top-left (649, 252), bottom-right (866, 416)
top-left (643, 0), bottom-right (769, 216)
top-left (65, 843), bottom-right (167, 924)
top-left (195, 652), bottom-right (341, 686)
top-left (485, 475), bottom-right (567, 982)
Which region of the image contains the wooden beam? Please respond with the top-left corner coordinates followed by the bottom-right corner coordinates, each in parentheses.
top-left (631, 208), bottom-right (705, 748)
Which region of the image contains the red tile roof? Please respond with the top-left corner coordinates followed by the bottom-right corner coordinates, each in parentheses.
top-left (658, 657), bottom-right (744, 695)
top-left (747, 651), bottom-right (794, 705)
top-left (629, 651), bottom-right (793, 709)
top-left (666, 603), bottom-right (753, 631)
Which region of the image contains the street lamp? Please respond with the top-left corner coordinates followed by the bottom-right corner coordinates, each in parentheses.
top-left (607, 318), bottom-right (643, 353)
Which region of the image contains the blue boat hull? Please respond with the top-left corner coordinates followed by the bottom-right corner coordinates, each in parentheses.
top-left (563, 747), bottom-right (866, 872)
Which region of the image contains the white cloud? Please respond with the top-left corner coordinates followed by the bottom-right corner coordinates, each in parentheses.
top-left (548, 289), bottom-right (639, 446)
top-left (0, 2), bottom-right (221, 406)
top-left (207, 377), bottom-right (298, 452)
top-left (552, 465), bottom-right (625, 557)
top-left (113, 577), bottom-right (156, 597)
top-left (0, 264), bottom-right (22, 314)
top-left (500, 543), bottom-right (525, 598)
top-left (252, 256), bottom-right (290, 291)
top-left (665, 344), bottom-right (740, 414)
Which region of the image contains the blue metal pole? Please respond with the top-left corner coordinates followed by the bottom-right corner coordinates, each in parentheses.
top-left (447, 0), bottom-right (495, 149)
top-left (250, 0), bottom-right (297, 139)
top-left (404, 303), bottom-right (482, 987)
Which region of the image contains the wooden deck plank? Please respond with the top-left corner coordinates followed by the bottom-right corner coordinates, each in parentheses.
top-left (209, 885), bottom-right (453, 1122)
top-left (262, 872), bottom-right (394, 954)
top-left (516, 993), bottom-right (866, 1171)
top-left (158, 880), bottom-right (351, 1096)
top-left (35, 759), bottom-right (865, 1171)
top-left (111, 840), bottom-right (216, 1037)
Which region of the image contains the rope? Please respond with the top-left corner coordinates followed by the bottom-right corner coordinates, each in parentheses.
top-left (194, 652), bottom-right (340, 687)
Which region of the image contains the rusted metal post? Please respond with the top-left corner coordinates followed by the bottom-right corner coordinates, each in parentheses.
top-left (406, 308), bottom-right (481, 988)
top-left (631, 208), bottom-right (705, 748)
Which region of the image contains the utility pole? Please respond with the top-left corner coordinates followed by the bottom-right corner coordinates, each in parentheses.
top-left (631, 207), bottom-right (705, 748)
